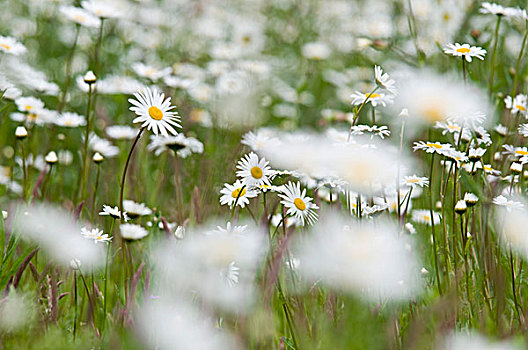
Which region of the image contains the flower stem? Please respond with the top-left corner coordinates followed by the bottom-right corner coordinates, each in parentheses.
top-left (511, 19), bottom-right (528, 96)
top-left (488, 15), bottom-right (502, 97)
top-left (91, 163), bottom-right (101, 221)
top-left (58, 24), bottom-right (80, 113)
top-left (119, 127), bottom-right (145, 225)
top-left (429, 154), bottom-right (443, 295)
top-left (78, 83), bottom-right (94, 204)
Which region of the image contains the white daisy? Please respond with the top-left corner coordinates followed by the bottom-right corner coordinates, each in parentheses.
top-left (80, 227), bottom-right (112, 244)
top-left (99, 204), bottom-right (129, 221)
top-left (123, 199), bottom-right (152, 219)
top-left (87, 134), bottom-right (119, 158)
top-left (278, 182), bottom-right (319, 226)
top-left (412, 209), bottom-right (441, 226)
top-left (131, 63), bottom-right (172, 82)
top-left (81, 0), bottom-right (123, 19)
top-left (0, 36), bottom-right (26, 56)
top-left (59, 6), bottom-right (101, 28)
top-left (374, 65), bottom-right (397, 94)
top-left (0, 75), bottom-right (21, 100)
top-left (493, 195), bottom-right (524, 211)
top-left (219, 179), bottom-right (258, 208)
top-left (55, 112), bottom-right (86, 128)
top-left (235, 152), bottom-right (274, 188)
top-left (220, 261), bottom-right (240, 287)
top-left (106, 125), bottom-right (138, 140)
top-left (128, 87), bottom-right (181, 137)
top-left (479, 2), bottom-right (508, 16)
top-left (120, 223), bottom-right (149, 241)
top-left (301, 42), bottom-right (331, 60)
top-left (15, 96), bottom-right (44, 113)
top-left (443, 43), bottom-right (487, 62)
top-left (505, 94), bottom-right (527, 116)
top-left (464, 193), bottom-right (479, 207)
top-left (350, 91), bottom-right (394, 107)
top-left (413, 141), bottom-right (454, 156)
top-left (147, 134), bottom-right (203, 158)
top-left (402, 175), bottom-right (429, 188)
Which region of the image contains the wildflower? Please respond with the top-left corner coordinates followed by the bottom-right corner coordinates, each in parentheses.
top-left (120, 223), bottom-right (149, 241)
top-left (402, 175), bottom-right (429, 188)
top-left (15, 126), bottom-right (27, 139)
top-left (88, 134), bottom-right (119, 158)
top-left (44, 151), bottom-right (58, 165)
top-left (55, 112), bottom-right (86, 128)
top-left (131, 63), bottom-right (172, 82)
top-left (350, 91), bottom-right (394, 107)
top-left (147, 134), bottom-right (203, 158)
top-left (241, 130), bottom-right (280, 152)
top-left (413, 141), bottom-right (454, 155)
top-left (443, 43), bottom-right (486, 62)
top-left (374, 65), bottom-right (397, 94)
top-left (511, 162), bottom-right (523, 173)
top-left (301, 42), bottom-right (331, 60)
top-left (235, 152), bottom-right (274, 188)
top-left (505, 94), bottom-right (527, 116)
top-left (494, 124), bottom-right (508, 136)
top-left (81, 0), bottom-right (123, 19)
top-left (99, 205), bottom-right (129, 221)
top-left (493, 195), bottom-right (524, 210)
top-left (412, 209), bottom-right (441, 226)
top-left (519, 124), bottom-right (528, 137)
top-left (0, 36), bottom-right (26, 56)
top-left (59, 5), bottom-right (101, 28)
top-left (106, 125), bottom-right (138, 140)
top-left (479, 2), bottom-right (508, 16)
top-left (464, 193), bottom-right (479, 207)
top-left (92, 152), bottom-right (104, 163)
top-left (129, 87), bottom-right (181, 137)
top-left (123, 200), bottom-right (152, 219)
top-left (278, 182), bottom-right (319, 226)
top-left (81, 227), bottom-right (112, 244)
top-left (219, 180), bottom-right (258, 208)
top-left (468, 148), bottom-right (486, 161)
top-left (15, 96), bottom-right (44, 113)
top-left (83, 71), bottom-right (96, 85)
top-left (454, 200), bottom-right (467, 214)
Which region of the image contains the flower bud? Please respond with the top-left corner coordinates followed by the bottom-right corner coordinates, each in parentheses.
top-left (83, 70), bottom-right (97, 84)
top-left (15, 126), bottom-right (27, 139)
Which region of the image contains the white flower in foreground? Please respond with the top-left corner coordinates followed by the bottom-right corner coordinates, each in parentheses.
top-left (13, 204), bottom-right (104, 269)
top-left (120, 223), bottom-right (149, 241)
top-left (443, 43), bottom-right (486, 62)
top-left (123, 199), bottom-right (152, 218)
top-left (99, 204), bottom-right (129, 221)
top-left (492, 195), bottom-right (524, 211)
top-left (441, 331), bottom-right (517, 350)
top-left (295, 213), bottom-right (421, 300)
top-left (278, 182), bottom-right (319, 226)
top-left (219, 179), bottom-right (258, 208)
top-left (412, 209), bottom-right (441, 226)
top-left (0, 290), bottom-right (36, 332)
top-left (129, 87), bottom-right (181, 137)
top-left (59, 6), bottom-right (101, 28)
top-left (136, 299), bottom-right (237, 350)
top-left (0, 36), bottom-right (26, 56)
top-left (374, 65), bottom-right (397, 94)
top-left (235, 152), bottom-right (274, 188)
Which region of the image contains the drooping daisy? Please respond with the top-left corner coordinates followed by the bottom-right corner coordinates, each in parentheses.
top-left (99, 205), bottom-right (129, 221)
top-left (120, 223), bottom-right (149, 241)
top-left (219, 179), bottom-right (258, 208)
top-left (220, 261), bottom-right (240, 287)
top-left (504, 94), bottom-right (527, 116)
top-left (278, 182), bottom-right (319, 226)
top-left (412, 209), bottom-right (441, 226)
top-left (128, 87), bottom-right (181, 137)
top-left (81, 227), bottom-right (112, 244)
top-left (519, 124), bottom-right (528, 137)
top-left (374, 65), bottom-right (397, 94)
top-left (413, 141), bottom-right (454, 156)
top-left (123, 200), bottom-right (152, 219)
top-left (464, 193), bottom-right (479, 207)
top-left (235, 152), bottom-right (274, 188)
top-left (350, 91), bottom-right (394, 107)
top-left (402, 175), bottom-right (429, 188)
top-left (55, 112), bottom-right (86, 128)
top-left (0, 36), bottom-right (26, 56)
top-left (106, 125), bottom-right (138, 140)
top-left (59, 6), bottom-right (101, 28)
top-left (147, 134), bottom-right (203, 158)
top-left (443, 43), bottom-right (487, 62)
top-left (492, 195), bottom-right (524, 211)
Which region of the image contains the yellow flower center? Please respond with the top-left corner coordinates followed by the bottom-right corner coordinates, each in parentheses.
top-left (516, 104), bottom-right (527, 111)
top-left (148, 106), bottom-right (164, 120)
top-left (0, 43), bottom-right (10, 51)
top-left (365, 93), bottom-right (381, 99)
top-left (294, 198), bottom-right (306, 211)
top-left (456, 48), bottom-right (471, 54)
top-left (27, 113), bottom-right (37, 121)
top-left (231, 188), bottom-right (246, 198)
top-left (407, 179), bottom-right (420, 183)
top-left (73, 15), bottom-right (86, 23)
top-left (25, 105), bottom-right (32, 110)
top-left (426, 143), bottom-right (443, 149)
top-left (242, 35), bottom-right (251, 43)
top-left (516, 150), bottom-right (528, 156)
top-left (484, 166), bottom-right (492, 172)
top-left (250, 166), bottom-right (263, 179)
top-left (423, 106), bottom-right (443, 122)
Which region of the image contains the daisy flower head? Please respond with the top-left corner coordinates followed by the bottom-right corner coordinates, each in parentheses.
top-left (59, 6), bottom-right (101, 28)
top-left (468, 148), bottom-right (487, 161)
top-left (443, 43), bottom-right (486, 62)
top-left (15, 96), bottom-right (44, 113)
top-left (99, 204), bottom-right (129, 221)
top-left (0, 36), bottom-right (26, 56)
top-left (351, 90), bottom-right (394, 107)
top-left (413, 141), bottom-right (454, 156)
top-left (219, 179), bottom-right (258, 208)
top-left (123, 200), bottom-right (152, 219)
top-left (120, 223), bottom-right (149, 241)
top-left (374, 65), bottom-right (397, 94)
top-left (81, 227), bottom-right (112, 244)
top-left (493, 195), bottom-right (524, 211)
top-left (278, 182), bottom-right (319, 226)
top-left (480, 2), bottom-right (508, 16)
top-left (129, 87), bottom-right (181, 137)
top-left (402, 175), bottom-right (429, 188)
top-left (131, 63), bottom-right (172, 82)
top-left (505, 94), bottom-right (527, 116)
top-left (235, 152), bottom-right (274, 188)
top-left (81, 0), bottom-right (123, 19)
top-left (106, 125), bottom-right (138, 140)
top-left (147, 134), bottom-right (203, 158)
top-left (55, 112), bottom-right (86, 128)
top-left (301, 42), bottom-right (331, 60)
top-left (412, 209), bottom-right (441, 226)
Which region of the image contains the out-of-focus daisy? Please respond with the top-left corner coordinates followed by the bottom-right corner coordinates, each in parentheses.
top-left (519, 124), bottom-right (528, 137)
top-left (120, 223), bottom-right (149, 241)
top-left (81, 227), bottom-right (112, 244)
top-left (492, 195), bottom-right (524, 210)
top-left (219, 179), bottom-right (258, 208)
top-left (147, 134), bottom-right (203, 158)
top-left (81, 0), bottom-right (123, 19)
top-left (402, 175), bottom-right (429, 188)
top-left (350, 125), bottom-right (391, 139)
top-left (15, 96), bottom-right (44, 113)
top-left (278, 182), bottom-right (319, 226)
top-left (88, 134), bottom-right (119, 158)
top-left (221, 261), bottom-right (240, 287)
top-left (443, 43), bottom-right (486, 62)
top-left (235, 152), bottom-right (274, 188)
top-left (0, 36), bottom-right (26, 56)
top-left (99, 204), bottom-right (129, 221)
top-left (129, 87), bottom-right (181, 137)
top-left (444, 149), bottom-right (469, 166)
top-left (131, 63), bottom-right (172, 82)
top-left (413, 141), bottom-right (454, 155)
top-left (0, 75), bottom-right (21, 100)
top-left (241, 129), bottom-right (280, 152)
top-left (374, 65), bottom-right (397, 94)
top-left (55, 112), bottom-right (86, 128)
top-left (59, 6), bottom-right (101, 28)
top-left (494, 124), bottom-right (508, 136)
top-left (350, 91), bottom-right (393, 107)
top-left (504, 94), bottom-right (527, 116)
top-left (123, 200), bottom-right (152, 219)
top-left (479, 2), bottom-right (508, 16)
top-left (412, 209), bottom-right (441, 226)
top-left (106, 125), bottom-right (138, 140)
top-left (301, 42), bottom-right (331, 60)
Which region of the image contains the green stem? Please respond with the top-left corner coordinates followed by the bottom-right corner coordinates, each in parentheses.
top-left (119, 127), bottom-right (145, 225)
top-left (58, 24), bottom-right (80, 113)
top-left (79, 83), bottom-right (94, 203)
top-left (429, 154), bottom-right (443, 295)
top-left (511, 19), bottom-right (528, 96)
top-left (488, 15), bottom-right (502, 97)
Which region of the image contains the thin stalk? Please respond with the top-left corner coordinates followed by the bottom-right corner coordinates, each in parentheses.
top-left (511, 19), bottom-right (528, 96)
top-left (79, 83), bottom-right (94, 203)
top-left (19, 140), bottom-right (28, 201)
top-left (347, 86), bottom-right (379, 141)
top-left (91, 163), bottom-right (101, 221)
top-left (58, 24), bottom-right (80, 113)
top-left (102, 218), bottom-right (115, 332)
top-left (429, 154), bottom-right (443, 295)
top-left (73, 270), bottom-right (78, 340)
top-left (488, 15), bottom-right (502, 97)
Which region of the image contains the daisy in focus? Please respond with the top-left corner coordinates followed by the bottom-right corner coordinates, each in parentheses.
top-left (350, 91), bottom-right (393, 107)
top-left (219, 179), bottom-right (258, 208)
top-left (99, 204), bottom-right (129, 221)
top-left (443, 43), bottom-right (486, 62)
top-left (129, 87), bottom-right (181, 137)
top-left (374, 65), bottom-right (397, 94)
top-left (235, 152), bottom-right (274, 188)
top-left (504, 94), bottom-right (527, 116)
top-left (278, 181), bottom-right (319, 226)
